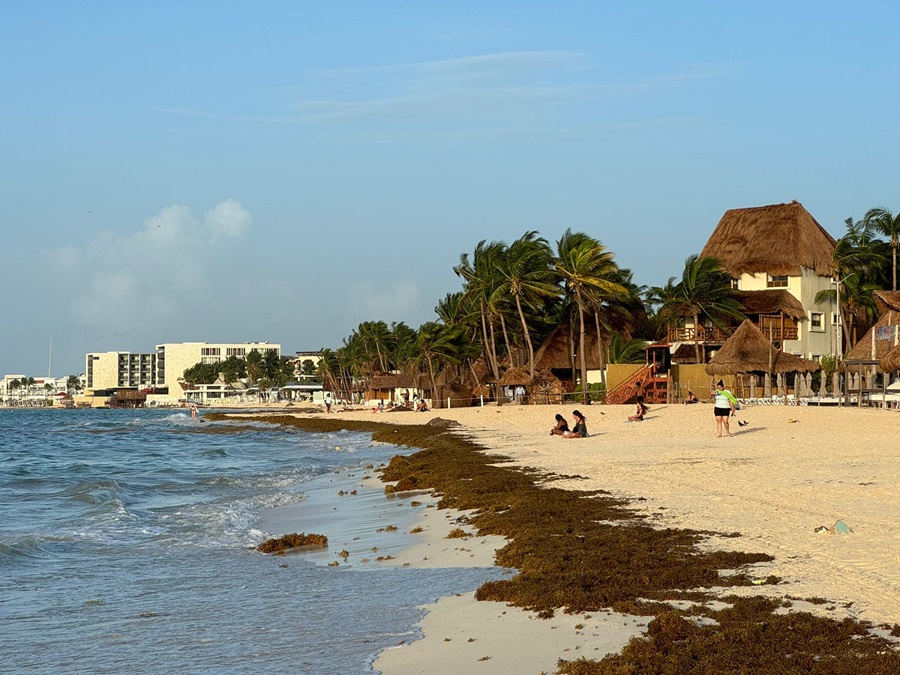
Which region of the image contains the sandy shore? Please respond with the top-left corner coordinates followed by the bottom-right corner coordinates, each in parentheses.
top-left (255, 402), bottom-right (900, 672)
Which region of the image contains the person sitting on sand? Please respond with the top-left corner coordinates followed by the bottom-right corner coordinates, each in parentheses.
top-left (684, 391), bottom-right (698, 404)
top-left (564, 410), bottom-right (588, 438)
top-left (416, 399), bottom-right (428, 412)
top-left (550, 413), bottom-right (569, 436)
top-left (628, 396), bottom-right (648, 422)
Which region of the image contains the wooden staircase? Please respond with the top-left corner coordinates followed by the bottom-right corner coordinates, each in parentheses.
top-left (605, 363), bottom-right (666, 405)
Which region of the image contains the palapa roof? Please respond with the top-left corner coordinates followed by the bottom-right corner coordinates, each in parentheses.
top-left (368, 373), bottom-right (418, 390)
top-left (881, 344), bottom-right (900, 373)
top-left (532, 318), bottom-right (604, 371)
top-left (705, 320), bottom-right (820, 375)
top-left (733, 289), bottom-right (806, 321)
top-left (842, 309), bottom-right (900, 369)
top-left (875, 290), bottom-right (900, 313)
top-left (701, 201), bottom-right (837, 278)
top-left (498, 366), bottom-right (532, 386)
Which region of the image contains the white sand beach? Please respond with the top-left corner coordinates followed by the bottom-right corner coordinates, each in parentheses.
top-left (257, 402), bottom-right (900, 673)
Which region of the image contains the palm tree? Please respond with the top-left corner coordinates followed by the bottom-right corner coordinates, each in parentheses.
top-left (606, 332), bottom-right (648, 364)
top-left (454, 240), bottom-right (505, 381)
top-left (864, 207), bottom-right (900, 290)
top-left (659, 255), bottom-right (745, 363)
top-left (555, 229), bottom-right (628, 403)
top-left (244, 350), bottom-right (264, 386)
top-left (415, 321), bottom-right (465, 404)
top-left (493, 231), bottom-right (557, 378)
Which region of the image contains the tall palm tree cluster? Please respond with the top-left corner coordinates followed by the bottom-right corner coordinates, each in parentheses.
top-left (317, 207), bottom-right (900, 402)
top-left (319, 229), bottom-right (650, 401)
top-left (814, 210), bottom-right (900, 352)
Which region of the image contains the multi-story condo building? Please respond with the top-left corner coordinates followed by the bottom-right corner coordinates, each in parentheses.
top-left (669, 201), bottom-right (838, 362)
top-left (85, 342), bottom-right (280, 392)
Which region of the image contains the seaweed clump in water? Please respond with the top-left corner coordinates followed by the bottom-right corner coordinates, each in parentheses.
top-left (219, 413), bottom-right (900, 672)
top-left (257, 532), bottom-right (328, 554)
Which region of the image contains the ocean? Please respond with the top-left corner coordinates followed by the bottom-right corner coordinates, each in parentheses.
top-left (0, 409), bottom-right (506, 674)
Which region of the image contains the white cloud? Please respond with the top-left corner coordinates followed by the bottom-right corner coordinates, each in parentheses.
top-left (205, 198), bottom-right (251, 240)
top-left (49, 200), bottom-right (251, 344)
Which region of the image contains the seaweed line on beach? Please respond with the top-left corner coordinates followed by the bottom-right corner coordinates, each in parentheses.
top-left (205, 413), bottom-right (900, 673)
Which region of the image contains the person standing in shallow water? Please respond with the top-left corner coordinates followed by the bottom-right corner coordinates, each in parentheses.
top-left (564, 410), bottom-right (588, 438)
top-left (713, 380), bottom-right (737, 437)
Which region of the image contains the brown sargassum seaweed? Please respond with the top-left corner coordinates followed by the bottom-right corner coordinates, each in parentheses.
top-left (257, 532), bottom-right (328, 554)
top-left (207, 413), bottom-right (900, 673)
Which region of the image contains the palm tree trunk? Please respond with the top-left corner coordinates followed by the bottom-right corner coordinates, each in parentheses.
top-left (693, 312), bottom-right (701, 363)
top-left (892, 238), bottom-right (897, 291)
top-left (576, 288), bottom-right (588, 404)
top-left (499, 314), bottom-right (513, 366)
top-left (480, 306), bottom-right (499, 381)
top-left (515, 295), bottom-right (535, 377)
top-left (592, 307), bottom-right (607, 389)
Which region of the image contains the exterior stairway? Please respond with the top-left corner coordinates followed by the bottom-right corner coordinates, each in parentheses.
top-left (605, 363), bottom-right (665, 405)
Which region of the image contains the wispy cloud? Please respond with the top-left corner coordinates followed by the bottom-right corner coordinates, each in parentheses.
top-left (153, 52), bottom-right (734, 136)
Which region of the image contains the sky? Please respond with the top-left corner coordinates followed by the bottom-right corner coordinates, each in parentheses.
top-left (2, 1), bottom-right (899, 377)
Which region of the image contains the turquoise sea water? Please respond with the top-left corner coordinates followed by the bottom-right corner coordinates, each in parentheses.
top-left (0, 409), bottom-right (504, 674)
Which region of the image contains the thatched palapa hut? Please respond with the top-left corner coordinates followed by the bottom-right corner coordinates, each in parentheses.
top-left (881, 344), bottom-right (900, 374)
top-left (842, 291), bottom-right (900, 375)
top-left (705, 320), bottom-right (820, 399)
top-left (700, 201), bottom-right (837, 279)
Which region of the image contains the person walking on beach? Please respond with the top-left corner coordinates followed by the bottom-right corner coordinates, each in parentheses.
top-left (713, 381), bottom-right (737, 437)
top-left (325, 394), bottom-right (332, 413)
top-left (564, 410), bottom-right (588, 438)
top-left (550, 413), bottom-right (569, 436)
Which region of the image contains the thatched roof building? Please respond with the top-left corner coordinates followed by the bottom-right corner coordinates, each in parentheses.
top-left (705, 320), bottom-right (820, 376)
top-left (733, 289), bottom-right (806, 321)
top-left (875, 290), bottom-right (900, 313)
top-left (842, 301), bottom-right (900, 372)
top-left (701, 201), bottom-right (837, 278)
top-left (532, 319), bottom-right (604, 372)
top-left (498, 366), bottom-right (532, 387)
top-left (880, 344), bottom-right (900, 374)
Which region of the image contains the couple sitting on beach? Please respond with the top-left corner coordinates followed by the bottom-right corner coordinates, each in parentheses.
top-left (550, 410), bottom-right (588, 438)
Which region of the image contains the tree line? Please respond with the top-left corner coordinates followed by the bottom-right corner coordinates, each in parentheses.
top-left (316, 208), bottom-right (900, 402)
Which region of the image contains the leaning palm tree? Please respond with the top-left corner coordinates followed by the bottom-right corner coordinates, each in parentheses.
top-left (660, 254), bottom-right (746, 363)
top-left (864, 207), bottom-right (900, 290)
top-left (555, 229), bottom-right (628, 403)
top-left (454, 240), bottom-right (505, 381)
top-left (415, 321), bottom-right (465, 403)
top-left (493, 231), bottom-right (557, 378)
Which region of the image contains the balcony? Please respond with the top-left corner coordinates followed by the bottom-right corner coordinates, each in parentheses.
top-left (668, 323), bottom-right (798, 344)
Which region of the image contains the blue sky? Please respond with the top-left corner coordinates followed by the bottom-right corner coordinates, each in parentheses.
top-left (2, 1), bottom-right (899, 377)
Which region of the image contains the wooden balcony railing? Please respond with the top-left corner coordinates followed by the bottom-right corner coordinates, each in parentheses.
top-left (667, 324), bottom-right (798, 343)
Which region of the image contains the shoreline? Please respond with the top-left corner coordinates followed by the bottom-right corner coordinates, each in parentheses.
top-left (220, 403), bottom-right (900, 672)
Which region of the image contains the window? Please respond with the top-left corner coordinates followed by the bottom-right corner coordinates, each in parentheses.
top-left (810, 312), bottom-right (824, 332)
top-left (812, 354), bottom-right (821, 362)
top-left (767, 275), bottom-right (788, 288)
top-left (731, 278), bottom-right (739, 289)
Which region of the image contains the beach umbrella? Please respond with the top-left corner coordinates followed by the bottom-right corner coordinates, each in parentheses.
top-left (819, 373), bottom-right (826, 398)
top-left (798, 374), bottom-right (807, 398)
top-left (832, 370), bottom-right (840, 397)
top-left (777, 372), bottom-right (784, 398)
top-left (866, 369), bottom-right (876, 390)
top-left (750, 375), bottom-right (757, 399)
top-left (764, 372), bottom-right (772, 398)
top-left (805, 372), bottom-right (813, 397)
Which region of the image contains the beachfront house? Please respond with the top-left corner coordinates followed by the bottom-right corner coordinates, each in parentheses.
top-left (670, 201), bottom-right (838, 363)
